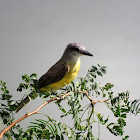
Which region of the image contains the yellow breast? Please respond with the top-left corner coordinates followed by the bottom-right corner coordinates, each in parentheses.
top-left (42, 58), bottom-right (81, 91)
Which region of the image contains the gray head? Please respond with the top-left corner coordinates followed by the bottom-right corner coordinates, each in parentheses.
top-left (63, 43), bottom-right (93, 57)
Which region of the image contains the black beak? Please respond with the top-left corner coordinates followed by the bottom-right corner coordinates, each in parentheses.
top-left (82, 50), bottom-right (93, 56)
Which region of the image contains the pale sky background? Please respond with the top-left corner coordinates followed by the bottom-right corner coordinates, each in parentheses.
top-left (0, 0), bottom-right (140, 140)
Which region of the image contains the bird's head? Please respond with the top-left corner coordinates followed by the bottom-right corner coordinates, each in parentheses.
top-left (63, 43), bottom-right (93, 58)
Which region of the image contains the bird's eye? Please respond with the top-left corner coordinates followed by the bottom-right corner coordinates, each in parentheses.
top-left (73, 47), bottom-right (79, 52)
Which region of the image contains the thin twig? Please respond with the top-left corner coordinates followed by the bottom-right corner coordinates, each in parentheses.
top-left (81, 91), bottom-right (108, 105)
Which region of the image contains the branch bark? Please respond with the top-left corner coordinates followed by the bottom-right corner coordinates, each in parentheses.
top-left (82, 91), bottom-right (108, 105)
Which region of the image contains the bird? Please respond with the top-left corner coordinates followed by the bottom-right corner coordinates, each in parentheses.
top-left (16, 43), bottom-right (93, 112)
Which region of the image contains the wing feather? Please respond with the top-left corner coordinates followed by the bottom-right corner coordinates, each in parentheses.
top-left (38, 61), bottom-right (70, 89)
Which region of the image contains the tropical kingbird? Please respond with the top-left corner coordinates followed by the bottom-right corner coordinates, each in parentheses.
top-left (16, 43), bottom-right (93, 112)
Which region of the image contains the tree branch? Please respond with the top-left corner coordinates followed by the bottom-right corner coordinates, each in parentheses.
top-left (0, 92), bottom-right (70, 139)
top-left (0, 90), bottom-right (108, 139)
top-left (82, 91), bottom-right (108, 105)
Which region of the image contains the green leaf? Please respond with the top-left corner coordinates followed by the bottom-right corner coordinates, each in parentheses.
top-left (121, 114), bottom-right (127, 118)
top-left (1, 87), bottom-right (4, 91)
top-left (117, 118), bottom-right (126, 127)
top-left (30, 73), bottom-right (37, 78)
top-left (56, 134), bottom-right (60, 140)
top-left (29, 129), bottom-right (33, 135)
top-left (91, 66), bottom-right (97, 71)
top-left (128, 99), bottom-right (140, 115)
top-left (10, 101), bottom-right (16, 105)
top-left (61, 134), bottom-right (64, 140)
top-left (43, 92), bottom-right (50, 98)
top-left (100, 66), bottom-right (107, 74)
top-left (97, 71), bottom-right (103, 77)
top-left (61, 108), bottom-right (66, 113)
top-left (121, 108), bottom-right (129, 113)
top-left (124, 135), bottom-right (129, 140)
top-left (92, 82), bottom-right (99, 90)
top-left (22, 74), bottom-right (30, 83)
top-left (23, 132), bottom-right (27, 138)
top-left (97, 64), bottom-right (100, 67)
top-left (39, 124), bottom-right (45, 129)
top-left (14, 134), bottom-right (19, 138)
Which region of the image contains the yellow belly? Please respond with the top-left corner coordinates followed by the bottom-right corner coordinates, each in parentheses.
top-left (41, 58), bottom-right (81, 91)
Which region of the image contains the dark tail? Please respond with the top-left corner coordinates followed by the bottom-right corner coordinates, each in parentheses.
top-left (16, 92), bottom-right (38, 113)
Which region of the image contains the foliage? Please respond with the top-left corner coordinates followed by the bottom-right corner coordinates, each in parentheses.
top-left (0, 64), bottom-right (139, 140)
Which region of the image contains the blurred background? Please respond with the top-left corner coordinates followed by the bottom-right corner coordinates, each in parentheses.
top-left (0, 0), bottom-right (140, 139)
